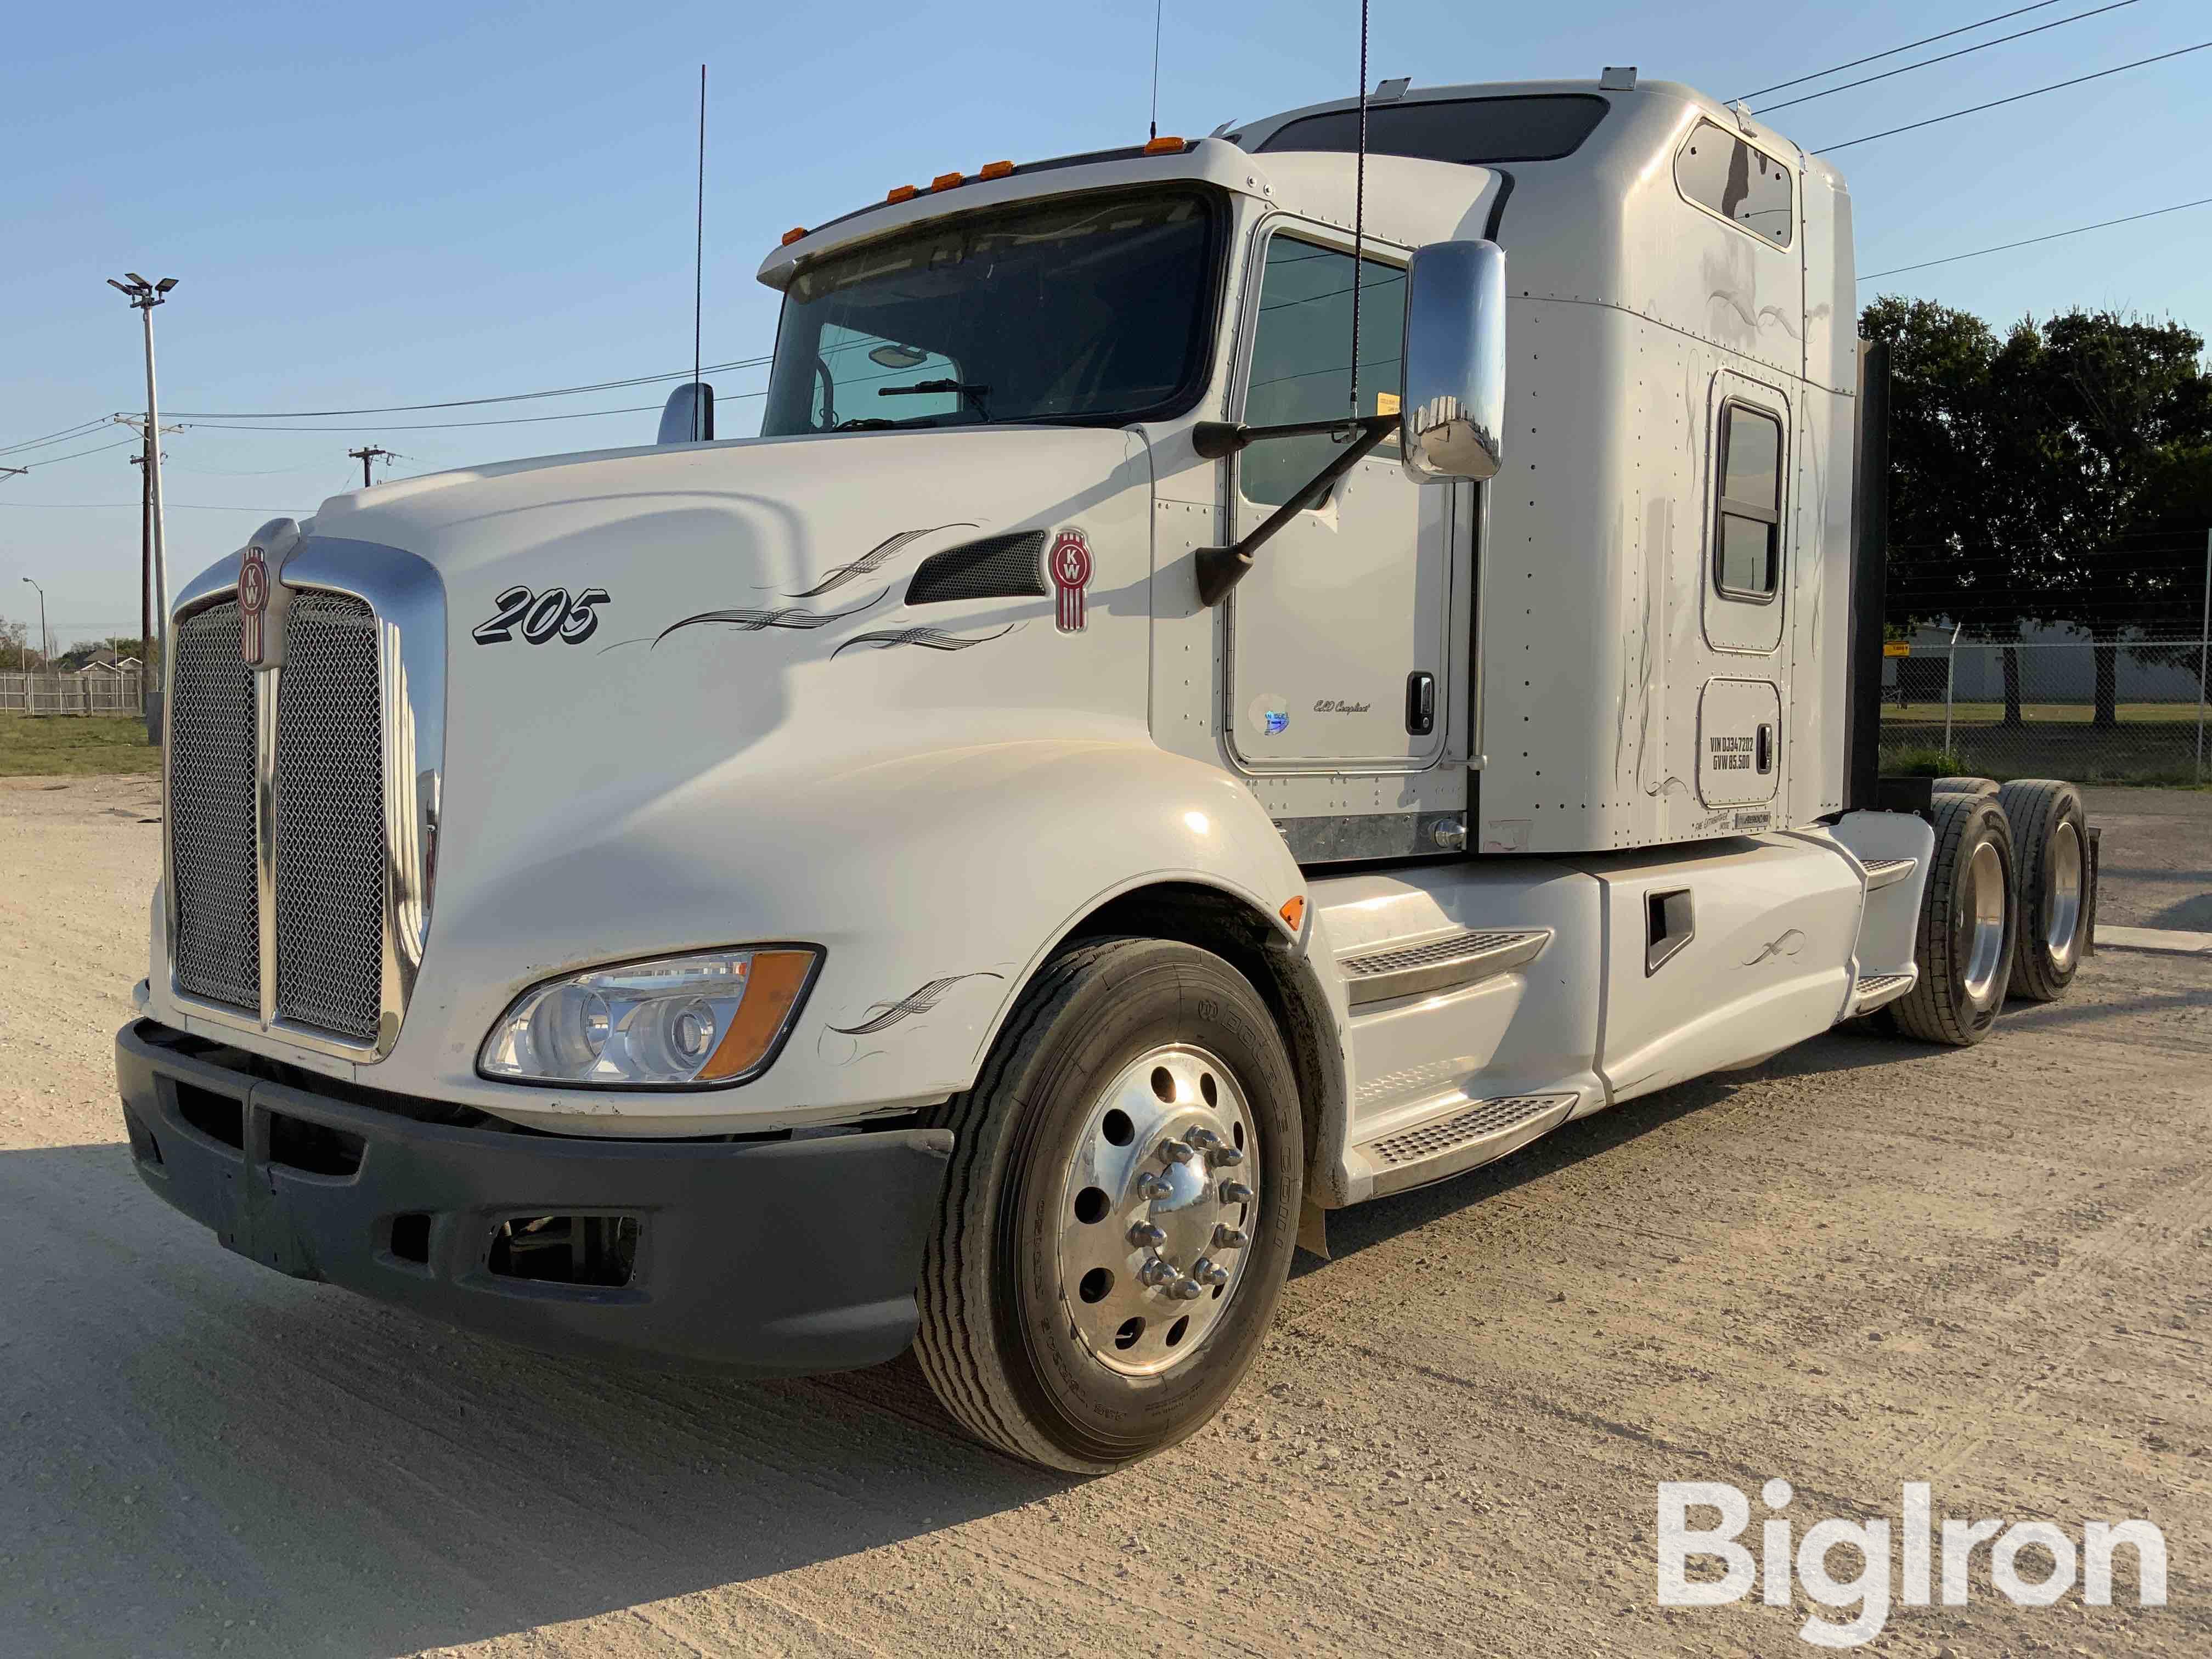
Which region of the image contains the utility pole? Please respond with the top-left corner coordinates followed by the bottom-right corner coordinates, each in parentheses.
top-left (347, 445), bottom-right (394, 489)
top-left (20, 577), bottom-right (49, 667)
top-left (131, 450), bottom-right (151, 662)
top-left (109, 271), bottom-right (177, 741)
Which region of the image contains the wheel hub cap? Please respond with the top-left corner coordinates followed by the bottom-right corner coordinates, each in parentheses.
top-left (1052, 1045), bottom-right (1258, 1378)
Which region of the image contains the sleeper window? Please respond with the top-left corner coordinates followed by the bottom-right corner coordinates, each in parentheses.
top-left (1674, 120), bottom-right (1793, 249)
top-left (1716, 403), bottom-right (1783, 601)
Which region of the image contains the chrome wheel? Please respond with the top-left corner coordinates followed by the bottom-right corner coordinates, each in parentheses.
top-left (2044, 820), bottom-right (2083, 970)
top-left (1960, 839), bottom-right (2009, 1006)
top-left (1053, 1043), bottom-right (1258, 1378)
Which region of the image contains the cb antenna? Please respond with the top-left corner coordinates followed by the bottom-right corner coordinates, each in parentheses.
top-left (1348, 0), bottom-right (1369, 425)
top-left (1148, 0), bottom-right (1163, 140)
top-left (693, 64), bottom-right (707, 439)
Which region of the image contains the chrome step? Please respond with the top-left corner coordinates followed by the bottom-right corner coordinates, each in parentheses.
top-left (1353, 1091), bottom-right (1578, 1198)
top-left (1340, 926), bottom-right (1551, 1007)
top-left (1850, 970), bottom-right (1915, 1013)
top-left (1861, 856), bottom-right (1917, 892)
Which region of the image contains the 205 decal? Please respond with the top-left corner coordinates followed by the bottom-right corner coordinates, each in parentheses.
top-left (472, 585), bottom-right (611, 645)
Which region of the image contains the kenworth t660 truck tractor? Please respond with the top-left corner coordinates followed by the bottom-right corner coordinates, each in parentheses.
top-left (118, 74), bottom-right (2095, 1471)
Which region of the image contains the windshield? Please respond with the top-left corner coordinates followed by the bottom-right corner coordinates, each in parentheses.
top-left (761, 188), bottom-right (1221, 436)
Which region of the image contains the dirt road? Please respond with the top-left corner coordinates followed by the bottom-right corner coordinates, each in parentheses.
top-left (3, 775), bottom-right (2206, 1656)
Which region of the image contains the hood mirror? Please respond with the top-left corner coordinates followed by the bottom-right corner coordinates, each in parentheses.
top-left (1400, 240), bottom-right (1505, 482)
top-left (657, 381), bottom-right (715, 444)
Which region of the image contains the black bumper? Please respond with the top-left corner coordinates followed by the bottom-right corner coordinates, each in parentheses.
top-left (116, 1020), bottom-right (952, 1377)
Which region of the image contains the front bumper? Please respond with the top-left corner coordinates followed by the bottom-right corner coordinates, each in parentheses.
top-left (116, 1019), bottom-right (952, 1376)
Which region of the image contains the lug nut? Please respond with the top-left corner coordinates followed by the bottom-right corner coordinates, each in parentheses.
top-left (1137, 1257), bottom-right (1177, 1287)
top-left (1207, 1144), bottom-right (1245, 1167)
top-left (1211, 1224), bottom-right (1249, 1250)
top-left (1184, 1127), bottom-right (1222, 1151)
top-left (1128, 1221), bottom-right (1167, 1247)
top-left (1171, 1276), bottom-right (1204, 1301)
top-left (1193, 1256), bottom-right (1229, 1286)
top-left (1135, 1172), bottom-right (1174, 1200)
top-left (1158, 1138), bottom-right (1196, 1164)
top-left (1220, 1181), bottom-right (1254, 1205)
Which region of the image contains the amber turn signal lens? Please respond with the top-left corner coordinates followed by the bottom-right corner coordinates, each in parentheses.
top-left (887, 184), bottom-right (919, 204)
top-left (978, 160), bottom-right (1014, 179)
top-left (931, 171), bottom-right (963, 191)
top-left (698, 950), bottom-right (819, 1082)
top-left (1143, 135), bottom-right (1186, 155)
top-left (780, 227), bottom-right (807, 246)
top-left (1278, 895), bottom-right (1306, 931)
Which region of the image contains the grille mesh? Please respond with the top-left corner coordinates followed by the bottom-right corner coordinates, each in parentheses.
top-left (905, 531), bottom-right (1047, 605)
top-left (273, 593), bottom-right (387, 1043)
top-left (1368, 1093), bottom-right (1571, 1167)
top-left (1341, 929), bottom-right (1543, 978)
top-left (169, 602), bottom-right (262, 1012)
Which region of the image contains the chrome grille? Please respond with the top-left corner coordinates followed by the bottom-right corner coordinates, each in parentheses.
top-left (274, 593), bottom-right (387, 1043)
top-left (168, 601), bottom-right (261, 1012)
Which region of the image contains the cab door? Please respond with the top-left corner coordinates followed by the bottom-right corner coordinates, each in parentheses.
top-left (1226, 224), bottom-right (1455, 774)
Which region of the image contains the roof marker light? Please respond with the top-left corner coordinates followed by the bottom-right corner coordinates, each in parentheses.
top-left (781, 227), bottom-right (807, 246)
top-left (931, 171), bottom-right (963, 191)
top-left (887, 184), bottom-right (919, 204)
top-left (979, 160), bottom-right (1014, 179)
top-left (1142, 135), bottom-right (1187, 155)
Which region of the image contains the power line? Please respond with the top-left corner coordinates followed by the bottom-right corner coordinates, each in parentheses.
top-left (161, 356), bottom-right (771, 420)
top-left (12, 437), bottom-right (143, 470)
top-left (0, 419), bottom-right (115, 458)
top-left (1860, 195), bottom-right (2212, 280)
top-left (1813, 40), bottom-right (2212, 153)
top-left (1758, 0), bottom-right (2139, 114)
top-left (1735, 0), bottom-right (2072, 102)
top-left (179, 389), bottom-right (768, 434)
top-left (0, 500), bottom-right (301, 512)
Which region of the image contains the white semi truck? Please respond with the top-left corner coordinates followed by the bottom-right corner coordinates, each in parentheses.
top-left (118, 73), bottom-right (2096, 1472)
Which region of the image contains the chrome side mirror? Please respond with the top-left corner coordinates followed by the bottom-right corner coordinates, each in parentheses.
top-left (657, 381), bottom-right (715, 444)
top-left (1400, 240), bottom-right (1505, 482)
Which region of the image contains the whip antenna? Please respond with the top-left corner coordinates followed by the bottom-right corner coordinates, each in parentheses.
top-left (1149, 0), bottom-right (1164, 140)
top-left (1348, 0), bottom-right (1369, 425)
top-left (693, 64), bottom-right (707, 438)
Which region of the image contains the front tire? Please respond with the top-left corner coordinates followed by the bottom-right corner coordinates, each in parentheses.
top-left (915, 937), bottom-right (1302, 1472)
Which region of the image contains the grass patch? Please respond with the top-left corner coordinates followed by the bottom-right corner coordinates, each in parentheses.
top-left (0, 713), bottom-right (161, 777)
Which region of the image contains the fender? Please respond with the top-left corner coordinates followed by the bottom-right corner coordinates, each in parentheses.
top-left (370, 732), bottom-right (1323, 1136)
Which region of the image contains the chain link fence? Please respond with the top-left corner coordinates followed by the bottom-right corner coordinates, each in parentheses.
top-left (0, 670), bottom-right (148, 716)
top-left (1880, 634), bottom-right (2210, 785)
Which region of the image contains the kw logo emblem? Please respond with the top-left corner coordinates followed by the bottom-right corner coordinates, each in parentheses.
top-left (1048, 528), bottom-right (1092, 633)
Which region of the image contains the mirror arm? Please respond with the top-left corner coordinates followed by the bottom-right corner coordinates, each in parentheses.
top-left (1192, 415), bottom-right (1395, 607)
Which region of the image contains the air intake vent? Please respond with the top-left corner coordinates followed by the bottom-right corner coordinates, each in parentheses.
top-left (168, 600), bottom-right (261, 1014)
top-left (905, 531), bottom-right (1047, 605)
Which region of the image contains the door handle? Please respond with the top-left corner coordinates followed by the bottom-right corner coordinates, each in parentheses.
top-left (1756, 723), bottom-right (1775, 774)
top-left (1406, 671), bottom-right (1436, 736)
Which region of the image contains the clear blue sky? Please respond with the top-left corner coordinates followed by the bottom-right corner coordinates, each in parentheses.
top-left (3, 0), bottom-right (2207, 647)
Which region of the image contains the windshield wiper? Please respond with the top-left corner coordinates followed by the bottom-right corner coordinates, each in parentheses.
top-left (879, 378), bottom-right (990, 399)
top-left (833, 416), bottom-right (898, 430)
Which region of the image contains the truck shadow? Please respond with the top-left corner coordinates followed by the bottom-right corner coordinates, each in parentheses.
top-left (0, 1140), bottom-right (1060, 1658)
top-left (1302, 1023), bottom-right (1959, 1273)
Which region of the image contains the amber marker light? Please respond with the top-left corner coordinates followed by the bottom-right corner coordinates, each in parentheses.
top-left (698, 949), bottom-right (821, 1082)
top-left (781, 227), bottom-right (807, 246)
top-left (978, 160), bottom-right (1014, 179)
top-left (1278, 895), bottom-right (1307, 931)
top-left (931, 171), bottom-right (964, 191)
top-left (887, 184), bottom-right (920, 204)
top-left (1142, 135), bottom-right (1187, 155)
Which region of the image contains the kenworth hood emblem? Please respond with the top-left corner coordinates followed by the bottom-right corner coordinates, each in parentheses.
top-left (239, 516), bottom-right (302, 668)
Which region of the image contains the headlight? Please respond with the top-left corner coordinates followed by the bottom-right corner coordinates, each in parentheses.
top-left (478, 947), bottom-right (821, 1088)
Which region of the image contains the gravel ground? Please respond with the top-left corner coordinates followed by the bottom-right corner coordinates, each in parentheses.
top-left (2084, 787), bottom-right (2211, 932)
top-left (2, 775), bottom-right (2207, 1657)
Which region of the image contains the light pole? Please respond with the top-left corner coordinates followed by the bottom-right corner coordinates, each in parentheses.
top-left (109, 272), bottom-right (177, 741)
top-left (20, 577), bottom-right (49, 667)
